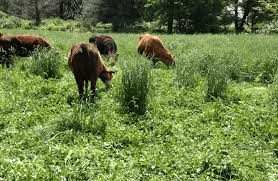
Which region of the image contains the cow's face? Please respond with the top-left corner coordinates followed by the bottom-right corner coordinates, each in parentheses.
top-left (166, 53), bottom-right (175, 66)
top-left (99, 69), bottom-right (115, 88)
top-left (89, 37), bottom-right (97, 44)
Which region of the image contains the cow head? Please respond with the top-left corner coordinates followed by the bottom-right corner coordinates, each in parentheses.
top-left (99, 69), bottom-right (116, 88)
top-left (89, 36), bottom-right (97, 44)
top-left (165, 53), bottom-right (175, 66)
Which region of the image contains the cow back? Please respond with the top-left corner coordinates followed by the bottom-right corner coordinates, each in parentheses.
top-left (68, 42), bottom-right (98, 80)
top-left (89, 35), bottom-right (117, 57)
top-left (137, 34), bottom-right (175, 65)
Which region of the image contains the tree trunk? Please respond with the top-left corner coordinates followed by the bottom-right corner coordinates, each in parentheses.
top-left (59, 0), bottom-right (64, 19)
top-left (238, 0), bottom-right (255, 33)
top-left (234, 0), bottom-right (239, 33)
top-left (35, 1), bottom-right (40, 26)
top-left (167, 0), bottom-right (174, 34)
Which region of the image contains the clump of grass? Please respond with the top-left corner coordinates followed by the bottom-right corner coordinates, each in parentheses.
top-left (175, 49), bottom-right (201, 88)
top-left (119, 56), bottom-right (151, 115)
top-left (206, 60), bottom-right (228, 101)
top-left (271, 72), bottom-right (278, 110)
top-left (256, 52), bottom-right (278, 84)
top-left (29, 47), bottom-right (62, 79)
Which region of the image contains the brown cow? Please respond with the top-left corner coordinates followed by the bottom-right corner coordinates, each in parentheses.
top-left (137, 34), bottom-right (175, 66)
top-left (0, 32), bottom-right (51, 67)
top-left (68, 41), bottom-right (115, 99)
top-left (89, 35), bottom-right (117, 60)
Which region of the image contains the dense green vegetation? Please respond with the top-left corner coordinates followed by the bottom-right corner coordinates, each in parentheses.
top-left (0, 28), bottom-right (278, 180)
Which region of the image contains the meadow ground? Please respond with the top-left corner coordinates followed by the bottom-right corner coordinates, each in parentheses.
top-left (0, 29), bottom-right (278, 180)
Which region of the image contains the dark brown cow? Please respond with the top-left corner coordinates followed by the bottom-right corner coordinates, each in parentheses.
top-left (89, 35), bottom-right (117, 60)
top-left (0, 32), bottom-right (51, 67)
top-left (137, 34), bottom-right (175, 66)
top-left (68, 41), bottom-right (115, 99)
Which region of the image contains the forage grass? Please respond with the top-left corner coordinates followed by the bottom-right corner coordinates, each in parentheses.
top-left (0, 29), bottom-right (277, 180)
top-left (175, 49), bottom-right (202, 88)
top-left (271, 72), bottom-right (278, 110)
top-left (206, 58), bottom-right (228, 100)
top-left (119, 56), bottom-right (151, 115)
top-left (28, 47), bottom-right (62, 79)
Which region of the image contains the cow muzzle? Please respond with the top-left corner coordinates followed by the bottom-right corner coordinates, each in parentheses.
top-left (104, 81), bottom-right (112, 88)
top-left (169, 61), bottom-right (176, 67)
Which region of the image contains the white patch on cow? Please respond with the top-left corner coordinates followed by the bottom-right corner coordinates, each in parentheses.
top-left (79, 47), bottom-right (83, 53)
top-left (104, 81), bottom-right (112, 88)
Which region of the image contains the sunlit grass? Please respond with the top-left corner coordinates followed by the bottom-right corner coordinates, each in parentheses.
top-left (0, 29), bottom-right (277, 180)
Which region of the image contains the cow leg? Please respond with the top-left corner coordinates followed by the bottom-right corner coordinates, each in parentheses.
top-left (85, 80), bottom-right (89, 95)
top-left (74, 75), bottom-right (84, 98)
top-left (78, 81), bottom-right (84, 99)
top-left (90, 75), bottom-right (97, 99)
top-left (4, 51), bottom-right (11, 68)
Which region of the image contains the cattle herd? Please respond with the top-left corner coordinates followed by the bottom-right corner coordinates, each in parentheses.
top-left (0, 32), bottom-right (175, 99)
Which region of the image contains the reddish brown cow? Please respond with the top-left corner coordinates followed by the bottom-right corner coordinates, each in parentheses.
top-left (0, 32), bottom-right (51, 67)
top-left (137, 34), bottom-right (175, 66)
top-left (68, 41), bottom-right (115, 99)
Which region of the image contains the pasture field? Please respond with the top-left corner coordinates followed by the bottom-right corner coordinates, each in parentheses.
top-left (0, 28), bottom-right (278, 180)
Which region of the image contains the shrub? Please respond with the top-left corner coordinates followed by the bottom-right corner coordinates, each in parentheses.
top-left (0, 15), bottom-right (21, 29)
top-left (29, 48), bottom-right (62, 79)
top-left (119, 56), bottom-right (151, 115)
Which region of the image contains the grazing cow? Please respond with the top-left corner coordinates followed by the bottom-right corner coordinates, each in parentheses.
top-left (68, 41), bottom-right (115, 99)
top-left (0, 32), bottom-right (51, 67)
top-left (88, 35), bottom-right (117, 60)
top-left (137, 34), bottom-right (175, 66)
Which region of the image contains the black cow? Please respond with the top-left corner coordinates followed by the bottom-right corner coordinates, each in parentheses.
top-left (89, 35), bottom-right (117, 60)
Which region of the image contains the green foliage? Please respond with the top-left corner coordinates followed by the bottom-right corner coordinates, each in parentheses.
top-left (0, 15), bottom-right (22, 29)
top-left (119, 56), bottom-right (151, 115)
top-left (27, 48), bottom-right (62, 79)
top-left (40, 18), bottom-right (83, 32)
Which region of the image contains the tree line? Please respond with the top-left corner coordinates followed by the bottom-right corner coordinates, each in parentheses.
top-left (0, 0), bottom-right (277, 33)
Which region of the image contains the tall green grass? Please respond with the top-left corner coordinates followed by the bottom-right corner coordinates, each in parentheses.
top-left (27, 47), bottom-right (62, 79)
top-left (175, 49), bottom-right (201, 88)
top-left (271, 71), bottom-right (278, 110)
top-left (119, 56), bottom-right (151, 115)
top-left (0, 30), bottom-right (278, 180)
top-left (206, 59), bottom-right (229, 100)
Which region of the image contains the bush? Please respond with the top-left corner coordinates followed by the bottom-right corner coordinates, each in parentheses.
top-left (0, 15), bottom-right (21, 29)
top-left (29, 48), bottom-right (62, 79)
top-left (119, 56), bottom-right (151, 115)
top-left (40, 18), bottom-right (83, 32)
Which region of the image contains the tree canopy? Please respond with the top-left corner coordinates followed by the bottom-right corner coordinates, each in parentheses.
top-left (0, 0), bottom-right (277, 33)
